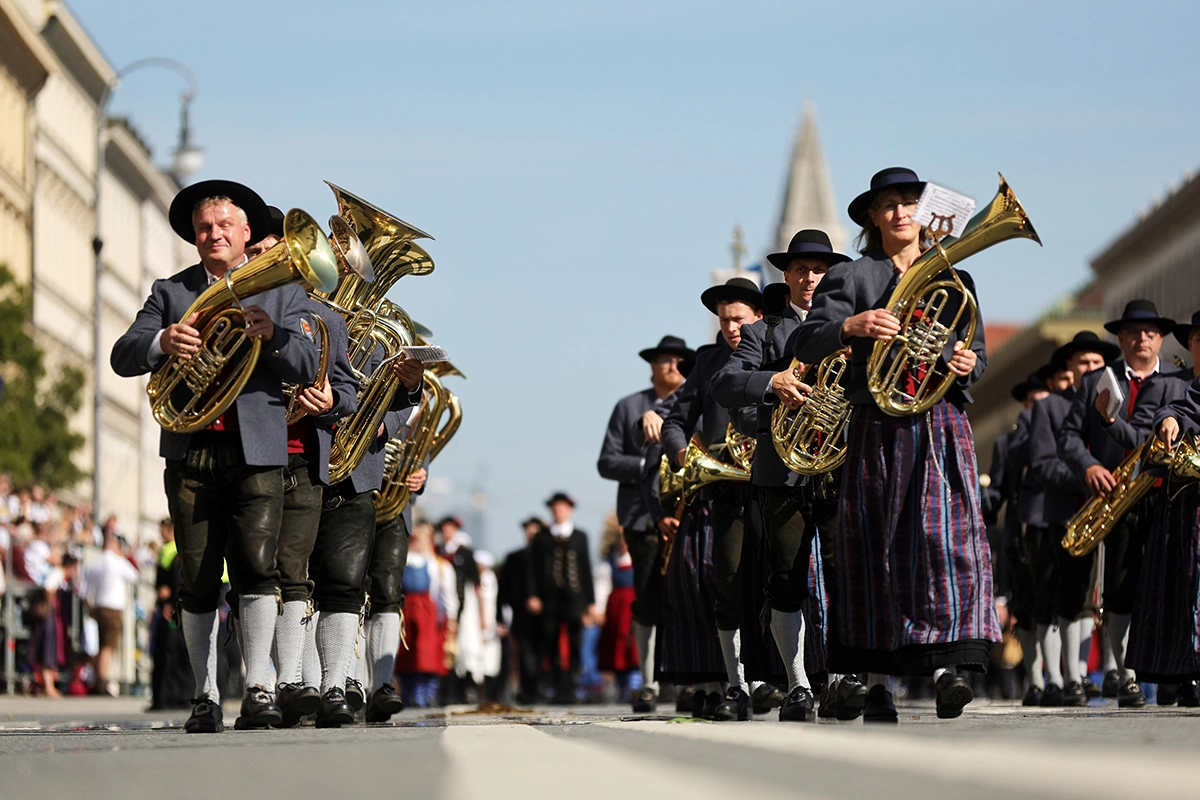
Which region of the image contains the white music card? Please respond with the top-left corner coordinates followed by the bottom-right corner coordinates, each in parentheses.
top-left (400, 345), bottom-right (450, 363)
top-left (1096, 366), bottom-right (1124, 420)
top-left (913, 182), bottom-right (976, 240)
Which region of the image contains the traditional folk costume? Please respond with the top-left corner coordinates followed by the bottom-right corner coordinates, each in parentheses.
top-left (396, 549), bottom-right (458, 707)
top-left (111, 180), bottom-right (319, 733)
top-left (597, 549), bottom-right (640, 676)
top-left (791, 170), bottom-right (1000, 722)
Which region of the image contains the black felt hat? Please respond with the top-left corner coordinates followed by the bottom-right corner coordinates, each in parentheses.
top-left (765, 229), bottom-right (852, 269)
top-left (1103, 299), bottom-right (1175, 335)
top-left (168, 179), bottom-right (271, 246)
top-left (545, 492), bottom-right (575, 508)
top-left (639, 335), bottom-right (695, 363)
top-left (1010, 371), bottom-right (1051, 402)
top-left (1051, 331), bottom-right (1121, 370)
top-left (265, 205), bottom-right (286, 239)
top-left (1034, 362), bottom-right (1060, 383)
top-left (847, 167), bottom-right (926, 227)
top-left (700, 277), bottom-right (764, 315)
top-left (761, 282), bottom-right (792, 315)
top-left (520, 516), bottom-right (545, 530)
top-left (1172, 310), bottom-right (1200, 349)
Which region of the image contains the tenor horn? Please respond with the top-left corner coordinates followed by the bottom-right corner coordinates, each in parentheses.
top-left (771, 349), bottom-right (852, 474)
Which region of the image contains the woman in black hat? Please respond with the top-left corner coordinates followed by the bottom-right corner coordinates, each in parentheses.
top-left (791, 167), bottom-right (996, 722)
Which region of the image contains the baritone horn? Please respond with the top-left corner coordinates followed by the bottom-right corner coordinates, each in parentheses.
top-left (147, 209), bottom-right (339, 433)
top-left (771, 349), bottom-right (851, 474)
top-left (867, 174), bottom-right (1041, 416)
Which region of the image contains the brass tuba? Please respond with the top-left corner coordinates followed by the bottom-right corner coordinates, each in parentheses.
top-left (147, 209), bottom-right (339, 433)
top-left (1062, 431), bottom-right (1200, 557)
top-left (867, 174), bottom-right (1041, 416)
top-left (771, 349), bottom-right (852, 474)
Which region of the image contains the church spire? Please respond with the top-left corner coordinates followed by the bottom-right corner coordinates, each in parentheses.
top-left (774, 103), bottom-right (845, 262)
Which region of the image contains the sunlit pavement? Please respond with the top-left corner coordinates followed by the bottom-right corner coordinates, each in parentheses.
top-left (2, 695), bottom-right (1198, 800)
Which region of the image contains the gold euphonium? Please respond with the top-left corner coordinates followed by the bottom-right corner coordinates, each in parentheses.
top-left (771, 349), bottom-right (852, 474)
top-left (427, 361), bottom-right (464, 461)
top-left (725, 423), bottom-right (757, 474)
top-left (867, 174), bottom-right (1041, 416)
top-left (376, 368), bottom-right (452, 524)
top-left (147, 209), bottom-right (339, 433)
top-left (1062, 431), bottom-right (1200, 557)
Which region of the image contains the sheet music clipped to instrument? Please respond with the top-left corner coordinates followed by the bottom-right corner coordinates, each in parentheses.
top-left (913, 183), bottom-right (976, 240)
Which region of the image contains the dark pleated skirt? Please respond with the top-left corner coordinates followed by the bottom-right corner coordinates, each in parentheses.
top-left (829, 401), bottom-right (1001, 675)
top-left (1127, 485), bottom-right (1200, 682)
top-left (656, 498), bottom-right (726, 683)
top-left (598, 586), bottom-right (639, 672)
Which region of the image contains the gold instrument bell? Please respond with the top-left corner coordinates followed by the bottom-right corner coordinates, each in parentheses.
top-left (659, 434), bottom-right (751, 575)
top-left (771, 349), bottom-right (852, 474)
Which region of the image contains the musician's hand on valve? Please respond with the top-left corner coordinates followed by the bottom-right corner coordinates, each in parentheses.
top-left (947, 341), bottom-right (977, 377)
top-left (771, 368), bottom-right (811, 410)
top-left (641, 411), bottom-right (664, 443)
top-left (162, 312), bottom-right (202, 359)
top-left (1158, 416), bottom-right (1180, 449)
top-left (405, 467), bottom-right (427, 492)
top-left (393, 357), bottom-right (425, 391)
top-left (843, 309), bottom-right (901, 341)
top-left (242, 305), bottom-right (274, 340)
top-left (297, 377), bottom-right (333, 415)
top-left (1085, 464), bottom-right (1118, 496)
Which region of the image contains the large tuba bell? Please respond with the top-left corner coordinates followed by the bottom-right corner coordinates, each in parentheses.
top-left (147, 209), bottom-right (339, 433)
top-left (1062, 431), bottom-right (1200, 557)
top-left (867, 174), bottom-right (1041, 416)
top-left (771, 349), bottom-right (852, 474)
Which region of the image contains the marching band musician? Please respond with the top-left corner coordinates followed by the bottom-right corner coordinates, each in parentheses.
top-left (790, 168), bottom-right (998, 722)
top-left (660, 278), bottom-right (763, 721)
top-left (239, 207), bottom-right (358, 728)
top-left (597, 335), bottom-right (693, 712)
top-left (1058, 300), bottom-right (1183, 707)
top-left (1139, 310), bottom-right (1200, 702)
top-left (111, 181), bottom-right (320, 733)
top-left (309, 345), bottom-right (425, 727)
top-left (712, 229), bottom-right (851, 723)
top-left (1029, 332), bottom-right (1117, 706)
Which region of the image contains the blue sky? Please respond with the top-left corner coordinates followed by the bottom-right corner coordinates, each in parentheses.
top-left (75, 0), bottom-right (1200, 555)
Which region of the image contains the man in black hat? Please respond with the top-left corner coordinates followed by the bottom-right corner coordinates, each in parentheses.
top-left (111, 181), bottom-right (319, 732)
top-left (597, 334), bottom-right (693, 709)
top-left (658, 278), bottom-right (763, 720)
top-left (1058, 303), bottom-right (1188, 707)
top-left (526, 492), bottom-right (595, 701)
top-left (498, 517), bottom-right (544, 703)
top-left (712, 230), bottom-right (852, 722)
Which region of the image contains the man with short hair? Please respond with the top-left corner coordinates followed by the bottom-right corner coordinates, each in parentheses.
top-left (111, 180), bottom-right (320, 732)
top-left (83, 532), bottom-right (139, 696)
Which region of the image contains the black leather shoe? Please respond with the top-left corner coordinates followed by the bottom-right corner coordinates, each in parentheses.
top-left (316, 687), bottom-right (356, 728)
top-left (1062, 681), bottom-right (1087, 707)
top-left (235, 685), bottom-right (282, 730)
top-left (862, 684), bottom-right (898, 723)
top-left (751, 683), bottom-right (786, 715)
top-left (1083, 678), bottom-right (1102, 699)
top-left (345, 678), bottom-right (366, 712)
top-left (365, 683), bottom-right (405, 723)
top-left (631, 686), bottom-right (657, 713)
top-left (1157, 683), bottom-right (1180, 706)
top-left (835, 675), bottom-right (867, 720)
top-left (778, 686), bottom-right (814, 722)
top-left (1178, 681), bottom-right (1200, 707)
top-left (1040, 683), bottom-right (1064, 707)
top-left (276, 683), bottom-right (320, 728)
top-left (817, 681), bottom-right (838, 719)
top-left (185, 695), bottom-right (224, 733)
top-left (934, 673), bottom-right (973, 719)
top-left (701, 691), bottom-right (721, 719)
top-left (676, 686), bottom-right (697, 714)
top-left (713, 687), bottom-right (750, 721)
top-left (1118, 678), bottom-right (1147, 708)
top-left (1101, 669), bottom-right (1120, 698)
top-left (1022, 685), bottom-right (1044, 707)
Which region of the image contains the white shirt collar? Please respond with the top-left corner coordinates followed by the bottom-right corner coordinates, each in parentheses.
top-left (1124, 358), bottom-right (1160, 380)
top-left (790, 302), bottom-right (809, 321)
top-left (203, 255), bottom-right (249, 285)
top-left (550, 521), bottom-right (574, 539)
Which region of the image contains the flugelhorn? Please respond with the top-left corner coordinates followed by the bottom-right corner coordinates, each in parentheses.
top-left (147, 209), bottom-right (339, 433)
top-left (867, 174), bottom-right (1041, 416)
top-left (1062, 430), bottom-right (1200, 557)
top-left (771, 349), bottom-right (851, 474)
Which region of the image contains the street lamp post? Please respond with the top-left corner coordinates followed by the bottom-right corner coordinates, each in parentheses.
top-left (91, 58), bottom-right (203, 530)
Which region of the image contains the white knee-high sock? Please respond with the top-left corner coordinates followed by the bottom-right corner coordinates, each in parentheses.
top-left (1102, 627), bottom-right (1118, 673)
top-left (1078, 616), bottom-right (1095, 679)
top-left (274, 600), bottom-right (306, 686)
top-left (1058, 618), bottom-right (1080, 685)
top-left (634, 622), bottom-right (656, 691)
top-left (368, 613), bottom-right (401, 690)
top-left (182, 609), bottom-right (220, 703)
top-left (240, 594), bottom-right (278, 691)
top-left (1107, 612), bottom-right (1135, 682)
top-left (301, 610), bottom-right (321, 688)
top-left (768, 609), bottom-right (809, 692)
top-left (1021, 627), bottom-right (1045, 689)
top-left (318, 612), bottom-right (359, 694)
top-left (717, 628), bottom-right (746, 692)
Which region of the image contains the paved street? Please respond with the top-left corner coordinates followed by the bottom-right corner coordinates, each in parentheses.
top-left (2, 695), bottom-right (1199, 800)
